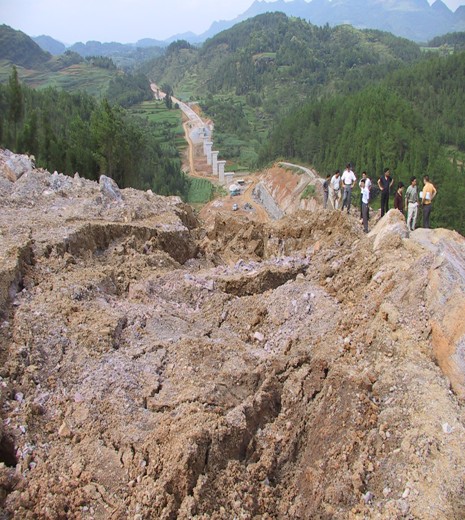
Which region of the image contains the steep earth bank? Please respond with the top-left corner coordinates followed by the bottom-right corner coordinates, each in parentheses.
top-left (0, 150), bottom-right (464, 519)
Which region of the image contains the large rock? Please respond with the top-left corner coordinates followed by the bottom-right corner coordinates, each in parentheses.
top-left (0, 149), bottom-right (35, 182)
top-left (369, 208), bottom-right (409, 250)
top-left (411, 228), bottom-right (465, 399)
top-left (99, 174), bottom-right (123, 201)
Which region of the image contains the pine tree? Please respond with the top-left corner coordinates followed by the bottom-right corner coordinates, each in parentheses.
top-left (8, 66), bottom-right (23, 150)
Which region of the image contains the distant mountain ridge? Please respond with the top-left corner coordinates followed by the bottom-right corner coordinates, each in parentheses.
top-left (24, 0), bottom-right (465, 57)
top-left (195, 0), bottom-right (465, 43)
top-left (32, 35), bottom-right (66, 55)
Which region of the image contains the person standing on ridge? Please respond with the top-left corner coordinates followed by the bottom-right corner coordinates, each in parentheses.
top-left (341, 163), bottom-right (357, 214)
top-left (330, 170), bottom-right (342, 210)
top-left (377, 168), bottom-right (394, 217)
top-left (421, 175), bottom-right (437, 229)
top-left (322, 174), bottom-right (331, 209)
top-left (359, 171), bottom-right (371, 219)
top-left (360, 178), bottom-right (370, 233)
top-left (405, 176), bottom-right (419, 231)
top-left (394, 181), bottom-right (405, 214)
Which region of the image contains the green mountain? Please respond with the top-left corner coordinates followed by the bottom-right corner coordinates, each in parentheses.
top-left (261, 51), bottom-right (465, 234)
top-left (141, 13), bottom-right (423, 170)
top-left (0, 25), bottom-right (51, 68)
top-left (144, 13), bottom-right (421, 104)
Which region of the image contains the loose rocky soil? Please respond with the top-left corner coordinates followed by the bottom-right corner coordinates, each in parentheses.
top-left (1, 151), bottom-right (465, 519)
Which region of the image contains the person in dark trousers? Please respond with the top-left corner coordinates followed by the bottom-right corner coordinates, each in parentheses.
top-left (360, 179), bottom-right (370, 233)
top-left (421, 175), bottom-right (437, 228)
top-left (394, 181), bottom-right (405, 214)
top-left (322, 174), bottom-right (330, 209)
top-left (359, 171), bottom-right (371, 219)
top-left (377, 168), bottom-right (394, 217)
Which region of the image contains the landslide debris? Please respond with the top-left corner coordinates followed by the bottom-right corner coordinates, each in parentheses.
top-left (0, 151), bottom-right (464, 520)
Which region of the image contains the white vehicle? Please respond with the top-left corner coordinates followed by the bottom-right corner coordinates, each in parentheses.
top-left (232, 203), bottom-right (239, 211)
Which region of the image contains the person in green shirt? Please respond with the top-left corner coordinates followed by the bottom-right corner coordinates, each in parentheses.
top-left (404, 176), bottom-right (419, 231)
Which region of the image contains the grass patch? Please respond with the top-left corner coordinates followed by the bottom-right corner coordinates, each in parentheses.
top-left (130, 100), bottom-right (183, 126)
top-left (186, 177), bottom-right (214, 204)
top-left (0, 62), bottom-right (115, 97)
top-left (301, 184), bottom-right (316, 199)
top-left (176, 74), bottom-right (201, 101)
top-left (280, 163), bottom-right (306, 175)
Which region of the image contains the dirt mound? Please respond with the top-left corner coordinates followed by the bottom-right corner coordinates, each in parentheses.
top-left (1, 151), bottom-right (464, 519)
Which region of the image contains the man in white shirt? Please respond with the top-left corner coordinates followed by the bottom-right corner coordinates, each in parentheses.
top-left (341, 163), bottom-right (357, 214)
top-left (330, 170), bottom-right (342, 209)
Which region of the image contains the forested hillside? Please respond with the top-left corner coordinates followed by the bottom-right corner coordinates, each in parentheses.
top-left (145, 13), bottom-right (421, 103)
top-left (0, 68), bottom-right (187, 196)
top-left (428, 31), bottom-right (465, 50)
top-left (0, 26), bottom-right (155, 105)
top-left (0, 26), bottom-right (188, 199)
top-left (261, 53), bottom-right (465, 234)
top-left (0, 24), bottom-right (51, 69)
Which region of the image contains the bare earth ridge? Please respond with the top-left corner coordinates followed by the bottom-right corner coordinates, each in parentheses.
top-left (0, 150), bottom-right (464, 519)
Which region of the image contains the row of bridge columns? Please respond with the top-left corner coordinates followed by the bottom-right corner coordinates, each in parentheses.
top-left (203, 135), bottom-right (228, 185)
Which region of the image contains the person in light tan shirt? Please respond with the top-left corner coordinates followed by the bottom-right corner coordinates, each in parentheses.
top-left (421, 175), bottom-right (437, 229)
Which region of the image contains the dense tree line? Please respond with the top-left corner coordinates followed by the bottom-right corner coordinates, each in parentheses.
top-left (106, 71), bottom-right (153, 107)
top-left (428, 32), bottom-right (465, 50)
top-left (0, 68), bottom-right (188, 197)
top-left (385, 53), bottom-right (465, 151)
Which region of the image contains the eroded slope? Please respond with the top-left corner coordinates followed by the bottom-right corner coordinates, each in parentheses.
top-left (0, 156), bottom-right (464, 519)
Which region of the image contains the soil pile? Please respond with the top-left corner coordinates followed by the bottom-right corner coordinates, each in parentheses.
top-left (1, 151), bottom-right (464, 519)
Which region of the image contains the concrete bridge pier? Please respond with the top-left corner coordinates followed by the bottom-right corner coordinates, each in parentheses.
top-left (203, 136), bottom-right (211, 155)
top-left (212, 151), bottom-right (219, 175)
top-left (205, 142), bottom-right (213, 165)
top-left (217, 160), bottom-right (227, 184)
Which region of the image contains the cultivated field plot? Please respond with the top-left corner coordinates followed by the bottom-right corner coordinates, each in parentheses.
top-left (129, 100), bottom-right (185, 148)
top-left (0, 62), bottom-right (115, 97)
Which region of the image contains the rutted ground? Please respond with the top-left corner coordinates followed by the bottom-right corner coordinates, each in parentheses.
top-left (0, 151), bottom-right (464, 519)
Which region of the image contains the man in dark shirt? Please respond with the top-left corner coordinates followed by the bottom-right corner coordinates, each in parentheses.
top-left (377, 168), bottom-right (394, 217)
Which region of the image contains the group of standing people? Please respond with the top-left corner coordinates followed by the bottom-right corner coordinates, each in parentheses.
top-left (324, 164), bottom-right (357, 214)
top-left (322, 165), bottom-right (437, 232)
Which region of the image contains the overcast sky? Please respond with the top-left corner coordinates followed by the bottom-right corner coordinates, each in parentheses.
top-left (1, 0), bottom-right (464, 44)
